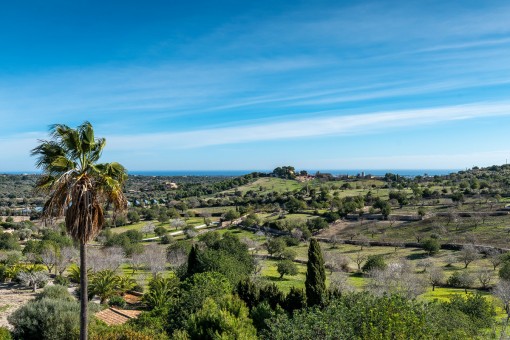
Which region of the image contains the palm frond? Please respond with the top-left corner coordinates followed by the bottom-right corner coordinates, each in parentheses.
top-left (33, 122), bottom-right (128, 244)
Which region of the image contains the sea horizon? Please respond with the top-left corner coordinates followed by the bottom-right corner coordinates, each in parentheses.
top-left (1, 169), bottom-right (461, 177)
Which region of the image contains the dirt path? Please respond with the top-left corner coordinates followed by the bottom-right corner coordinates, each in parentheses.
top-left (318, 220), bottom-right (353, 238)
top-left (0, 283), bottom-right (37, 330)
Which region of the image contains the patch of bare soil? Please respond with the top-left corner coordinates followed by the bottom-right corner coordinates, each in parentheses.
top-left (0, 283), bottom-right (37, 330)
top-left (318, 220), bottom-right (354, 238)
top-left (0, 216), bottom-right (30, 223)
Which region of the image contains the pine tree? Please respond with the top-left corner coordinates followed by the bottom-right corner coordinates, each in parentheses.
top-left (305, 239), bottom-right (326, 306)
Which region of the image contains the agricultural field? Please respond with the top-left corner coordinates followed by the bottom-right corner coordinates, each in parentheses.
top-left (3, 165), bottom-right (510, 338)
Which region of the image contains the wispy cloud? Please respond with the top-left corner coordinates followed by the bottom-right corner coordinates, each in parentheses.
top-left (106, 101), bottom-right (510, 150)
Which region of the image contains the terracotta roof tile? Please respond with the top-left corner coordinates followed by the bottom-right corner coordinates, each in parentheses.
top-left (95, 307), bottom-right (142, 326)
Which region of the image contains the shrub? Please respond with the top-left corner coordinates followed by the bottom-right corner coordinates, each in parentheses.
top-left (17, 270), bottom-right (48, 291)
top-left (8, 298), bottom-right (81, 339)
top-left (160, 234), bottom-right (173, 244)
top-left (282, 236), bottom-right (300, 247)
top-left (108, 295), bottom-right (127, 308)
top-left (54, 275), bottom-right (70, 286)
top-left (90, 323), bottom-right (166, 340)
top-left (37, 285), bottom-right (74, 301)
top-left (277, 260), bottom-right (298, 279)
top-left (362, 255), bottom-right (387, 273)
top-left (447, 271), bottom-right (474, 291)
top-left (499, 261), bottom-right (510, 281)
top-left (186, 295), bottom-right (257, 339)
top-left (0, 327), bottom-right (12, 340)
top-left (448, 293), bottom-right (495, 329)
top-left (422, 238), bottom-right (440, 256)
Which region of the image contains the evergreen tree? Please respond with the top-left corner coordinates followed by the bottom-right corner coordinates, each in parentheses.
top-left (259, 283), bottom-right (284, 309)
top-left (284, 287), bottom-right (306, 313)
top-left (186, 244), bottom-right (201, 277)
top-left (305, 239), bottom-right (326, 306)
top-left (236, 278), bottom-right (260, 309)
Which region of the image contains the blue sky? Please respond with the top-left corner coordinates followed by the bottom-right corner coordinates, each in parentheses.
top-left (1, 0), bottom-right (510, 171)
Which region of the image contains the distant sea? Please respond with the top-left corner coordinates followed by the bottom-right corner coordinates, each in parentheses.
top-left (2, 169), bottom-right (460, 177)
top-left (128, 169), bottom-right (460, 177)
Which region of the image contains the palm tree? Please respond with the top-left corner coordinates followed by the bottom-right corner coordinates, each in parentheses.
top-left (89, 270), bottom-right (121, 304)
top-left (32, 122), bottom-right (127, 340)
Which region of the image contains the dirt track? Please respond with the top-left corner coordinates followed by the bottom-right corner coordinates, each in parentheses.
top-left (0, 283), bottom-right (36, 329)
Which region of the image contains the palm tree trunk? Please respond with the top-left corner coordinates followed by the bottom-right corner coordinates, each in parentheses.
top-left (80, 242), bottom-right (88, 340)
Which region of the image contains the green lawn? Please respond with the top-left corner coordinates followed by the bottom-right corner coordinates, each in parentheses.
top-left (222, 177), bottom-right (304, 195)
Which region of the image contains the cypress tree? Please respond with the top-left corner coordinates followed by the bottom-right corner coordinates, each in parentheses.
top-left (186, 244), bottom-right (201, 277)
top-left (305, 238), bottom-right (326, 306)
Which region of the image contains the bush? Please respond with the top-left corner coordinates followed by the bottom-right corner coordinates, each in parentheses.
top-left (282, 236), bottom-right (300, 247)
top-left (160, 234), bottom-right (173, 244)
top-left (54, 275), bottom-right (70, 286)
top-left (499, 261), bottom-right (510, 280)
top-left (422, 238), bottom-right (440, 256)
top-left (276, 260), bottom-right (298, 279)
top-left (447, 271), bottom-right (474, 290)
top-left (90, 323), bottom-right (167, 340)
top-left (109, 295), bottom-right (127, 308)
top-left (263, 292), bottom-right (493, 339)
top-left (362, 255), bottom-right (387, 273)
top-left (17, 270), bottom-right (48, 291)
top-left (0, 327), bottom-right (12, 340)
top-left (36, 285), bottom-right (74, 301)
top-left (8, 298), bottom-right (81, 339)
top-left (448, 293), bottom-right (495, 329)
top-left (186, 295), bottom-right (257, 339)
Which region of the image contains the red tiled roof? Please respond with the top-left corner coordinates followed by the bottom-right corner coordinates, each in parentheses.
top-left (123, 293), bottom-right (142, 304)
top-left (95, 307), bottom-right (142, 326)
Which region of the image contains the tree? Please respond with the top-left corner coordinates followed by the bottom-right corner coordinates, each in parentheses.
top-left (87, 246), bottom-right (125, 272)
top-left (127, 210), bottom-right (140, 224)
top-left (186, 244), bottom-right (201, 277)
top-left (422, 238), bottom-right (440, 256)
top-left (477, 268), bottom-right (492, 289)
top-left (32, 122), bottom-right (127, 340)
top-left (458, 245), bottom-right (480, 268)
top-left (323, 252), bottom-right (349, 274)
top-left (223, 209), bottom-right (240, 224)
top-left (154, 226), bottom-right (167, 237)
top-left (158, 210), bottom-right (170, 224)
top-left (367, 261), bottom-right (426, 299)
top-left (17, 270), bottom-right (49, 292)
top-left (142, 244), bottom-right (167, 276)
top-left (493, 279), bottom-right (510, 320)
top-left (487, 249), bottom-right (504, 270)
top-left (362, 255), bottom-right (387, 273)
top-left (266, 238), bottom-right (286, 257)
top-left (141, 222), bottom-right (155, 237)
top-left (447, 271), bottom-right (474, 293)
top-left (351, 251), bottom-right (368, 272)
top-left (143, 275), bottom-right (179, 310)
top-left (428, 266), bottom-right (444, 291)
top-left (277, 260), bottom-right (298, 279)
top-left (186, 295), bottom-right (257, 339)
top-left (56, 246), bottom-right (78, 276)
top-left (283, 287), bottom-right (306, 313)
top-left (236, 278), bottom-right (259, 309)
top-left (305, 239), bottom-right (326, 307)
top-left (89, 270), bottom-right (120, 304)
top-left (329, 272), bottom-right (354, 294)
top-left (499, 261), bottom-right (510, 281)
top-left (171, 218), bottom-right (186, 230)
